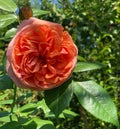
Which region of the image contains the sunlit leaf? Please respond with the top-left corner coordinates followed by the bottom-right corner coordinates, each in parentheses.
top-left (59, 109), bottom-right (79, 119)
top-left (0, 100), bottom-right (13, 105)
top-left (32, 9), bottom-right (49, 17)
top-left (0, 92), bottom-right (9, 99)
top-left (0, 0), bottom-right (17, 12)
top-left (0, 116), bottom-right (10, 123)
top-left (0, 114), bottom-right (17, 123)
top-left (37, 99), bottom-right (51, 117)
top-left (74, 62), bottom-right (104, 72)
top-left (0, 14), bottom-right (17, 29)
top-left (20, 103), bottom-right (37, 113)
top-left (73, 81), bottom-right (119, 126)
top-left (5, 28), bottom-right (17, 38)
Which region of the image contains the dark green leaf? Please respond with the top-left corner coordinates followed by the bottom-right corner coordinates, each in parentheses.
top-left (0, 121), bottom-right (22, 129)
top-left (23, 117), bottom-right (55, 129)
top-left (0, 75), bottom-right (13, 90)
top-left (73, 81), bottom-right (119, 126)
top-left (74, 62), bottom-right (104, 72)
top-left (40, 124), bottom-right (56, 129)
top-left (44, 79), bottom-right (73, 117)
top-left (0, 111), bottom-right (9, 117)
top-left (0, 116), bottom-right (10, 123)
top-left (0, 65), bottom-right (4, 71)
top-left (0, 14), bottom-right (17, 29)
top-left (0, 0), bottom-right (17, 12)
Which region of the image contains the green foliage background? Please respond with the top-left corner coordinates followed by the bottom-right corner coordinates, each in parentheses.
top-left (0, 0), bottom-right (120, 129)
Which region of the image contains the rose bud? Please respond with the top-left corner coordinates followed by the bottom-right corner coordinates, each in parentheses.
top-left (19, 5), bottom-right (33, 21)
top-left (6, 17), bottom-right (78, 91)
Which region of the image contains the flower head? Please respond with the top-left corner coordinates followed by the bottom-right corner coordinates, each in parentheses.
top-left (6, 17), bottom-right (78, 91)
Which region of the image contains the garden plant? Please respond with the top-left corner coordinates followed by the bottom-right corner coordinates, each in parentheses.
top-left (0, 0), bottom-right (120, 129)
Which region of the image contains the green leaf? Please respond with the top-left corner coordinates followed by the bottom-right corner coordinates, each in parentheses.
top-left (0, 100), bottom-right (13, 105)
top-left (20, 103), bottom-right (37, 113)
top-left (0, 121), bottom-right (22, 129)
top-left (0, 14), bottom-right (17, 29)
top-left (23, 117), bottom-right (56, 129)
top-left (17, 92), bottom-right (33, 103)
top-left (37, 99), bottom-right (51, 117)
top-left (0, 111), bottom-right (10, 117)
top-left (59, 109), bottom-right (79, 119)
top-left (73, 81), bottom-right (119, 127)
top-left (0, 75), bottom-right (13, 90)
top-left (40, 124), bottom-right (56, 129)
top-left (44, 79), bottom-right (73, 117)
top-left (0, 114), bottom-right (17, 123)
top-left (0, 0), bottom-right (17, 12)
top-left (0, 116), bottom-right (10, 123)
top-left (74, 62), bottom-right (104, 72)
top-left (0, 92), bottom-right (9, 99)
top-left (5, 28), bottom-right (17, 38)
top-left (33, 9), bottom-right (49, 17)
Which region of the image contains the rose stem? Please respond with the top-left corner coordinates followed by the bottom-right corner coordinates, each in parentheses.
top-left (10, 84), bottom-right (17, 122)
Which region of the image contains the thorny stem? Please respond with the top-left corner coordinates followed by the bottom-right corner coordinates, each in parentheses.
top-left (10, 85), bottom-right (17, 122)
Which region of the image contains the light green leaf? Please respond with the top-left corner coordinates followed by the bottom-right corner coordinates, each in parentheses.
top-left (0, 75), bottom-right (13, 90)
top-left (0, 116), bottom-right (10, 123)
top-left (59, 109), bottom-right (79, 119)
top-left (0, 100), bottom-right (13, 105)
top-left (73, 81), bottom-right (119, 127)
top-left (0, 92), bottom-right (9, 99)
top-left (44, 79), bottom-right (73, 117)
top-left (33, 9), bottom-right (49, 17)
top-left (23, 117), bottom-right (56, 129)
top-left (0, 114), bottom-right (17, 123)
top-left (37, 99), bottom-right (51, 117)
top-left (0, 14), bottom-right (17, 29)
top-left (74, 62), bottom-right (104, 72)
top-left (5, 28), bottom-right (17, 38)
top-left (0, 0), bottom-right (17, 12)
top-left (0, 121), bottom-right (22, 129)
top-left (20, 103), bottom-right (37, 113)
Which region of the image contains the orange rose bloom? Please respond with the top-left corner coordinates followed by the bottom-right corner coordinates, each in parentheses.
top-left (6, 17), bottom-right (78, 91)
